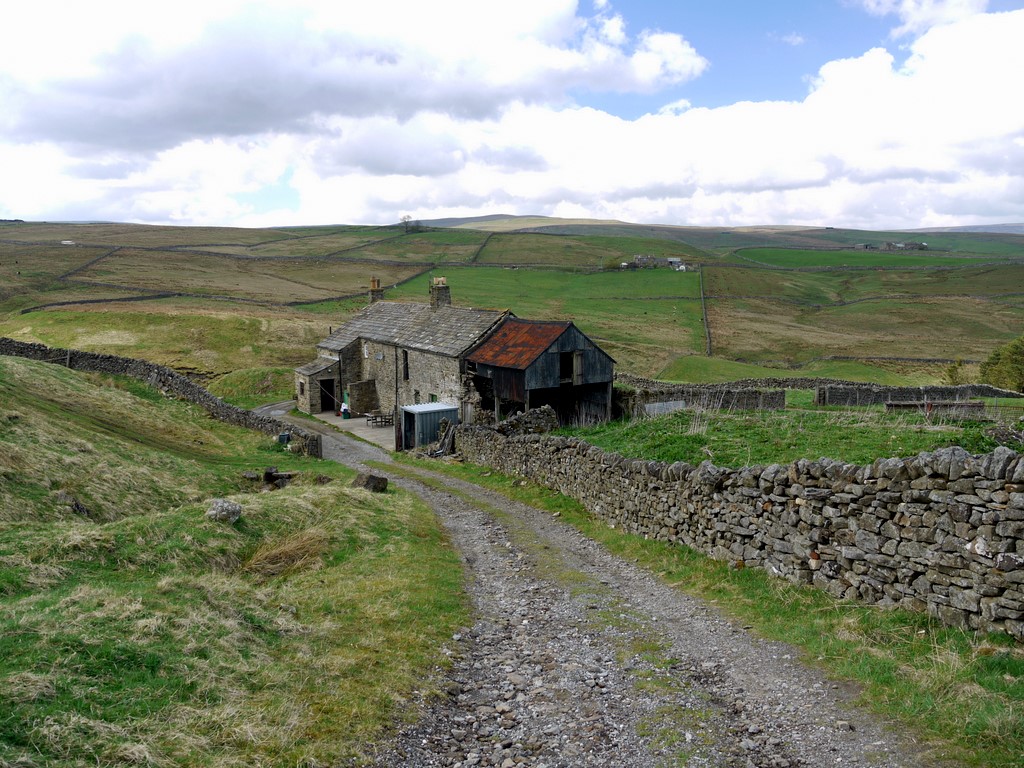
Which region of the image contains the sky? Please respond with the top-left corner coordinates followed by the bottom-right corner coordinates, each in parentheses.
top-left (1, 0), bottom-right (1023, 231)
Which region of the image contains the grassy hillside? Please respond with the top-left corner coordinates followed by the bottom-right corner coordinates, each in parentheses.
top-left (3, 220), bottom-right (1023, 390)
top-left (0, 357), bottom-right (467, 766)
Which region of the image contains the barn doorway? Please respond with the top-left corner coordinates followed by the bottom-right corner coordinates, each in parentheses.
top-left (318, 380), bottom-right (336, 412)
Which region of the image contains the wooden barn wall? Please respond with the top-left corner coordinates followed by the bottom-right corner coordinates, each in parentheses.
top-left (490, 366), bottom-right (526, 402)
top-left (525, 326), bottom-right (613, 390)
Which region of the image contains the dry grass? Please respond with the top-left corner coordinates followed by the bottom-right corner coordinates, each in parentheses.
top-left (74, 248), bottom-right (422, 304)
top-left (707, 295), bottom-right (1024, 364)
top-left (4, 672), bottom-right (57, 704)
top-left (243, 528), bottom-right (330, 578)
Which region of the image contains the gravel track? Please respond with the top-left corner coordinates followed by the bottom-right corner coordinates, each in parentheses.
top-left (271, 413), bottom-right (928, 768)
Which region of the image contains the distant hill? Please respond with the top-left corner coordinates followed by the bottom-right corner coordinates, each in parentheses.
top-left (913, 224), bottom-right (1024, 235)
top-left (422, 214), bottom-right (628, 231)
top-left (423, 214), bottom-right (1024, 238)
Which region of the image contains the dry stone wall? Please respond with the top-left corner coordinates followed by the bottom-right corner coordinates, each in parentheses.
top-left (456, 424), bottom-right (1024, 640)
top-left (816, 383), bottom-right (1022, 406)
top-left (614, 373), bottom-right (787, 418)
top-left (0, 338), bottom-right (322, 457)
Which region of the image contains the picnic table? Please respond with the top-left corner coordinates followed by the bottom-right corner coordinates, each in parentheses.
top-left (366, 410), bottom-right (394, 427)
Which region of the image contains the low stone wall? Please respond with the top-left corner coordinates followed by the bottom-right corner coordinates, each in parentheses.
top-left (0, 338), bottom-right (322, 457)
top-left (885, 401), bottom-right (987, 420)
top-left (816, 384), bottom-right (1022, 406)
top-left (614, 374), bottom-right (786, 418)
top-left (455, 425), bottom-right (1024, 640)
top-left (617, 372), bottom-right (873, 393)
top-left (619, 388), bottom-right (785, 417)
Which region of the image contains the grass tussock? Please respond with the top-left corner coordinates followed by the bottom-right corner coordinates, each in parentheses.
top-left (398, 455), bottom-right (1024, 768)
top-left (243, 528), bottom-right (330, 578)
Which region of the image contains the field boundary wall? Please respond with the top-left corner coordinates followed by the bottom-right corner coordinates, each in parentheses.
top-left (816, 383), bottom-right (1022, 406)
top-left (455, 419), bottom-right (1024, 640)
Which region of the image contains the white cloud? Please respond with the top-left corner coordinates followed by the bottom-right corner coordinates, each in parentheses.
top-left (1, 0), bottom-right (708, 160)
top-left (0, 2), bottom-right (1021, 230)
top-left (781, 33), bottom-right (806, 46)
top-left (854, 0), bottom-right (989, 37)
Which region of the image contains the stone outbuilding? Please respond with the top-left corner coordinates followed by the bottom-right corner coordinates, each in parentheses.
top-left (294, 278), bottom-right (615, 429)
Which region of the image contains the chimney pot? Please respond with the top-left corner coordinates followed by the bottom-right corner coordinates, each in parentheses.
top-left (369, 276), bottom-right (384, 303)
top-left (429, 276), bottom-right (451, 308)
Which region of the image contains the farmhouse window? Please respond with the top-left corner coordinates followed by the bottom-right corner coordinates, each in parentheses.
top-left (402, 350), bottom-right (409, 380)
top-left (299, 382), bottom-right (305, 396)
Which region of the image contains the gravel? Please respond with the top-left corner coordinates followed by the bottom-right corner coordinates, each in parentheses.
top-left (279, 415), bottom-right (928, 768)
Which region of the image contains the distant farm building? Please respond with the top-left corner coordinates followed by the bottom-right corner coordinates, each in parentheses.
top-left (622, 255), bottom-right (692, 271)
top-left (881, 241), bottom-right (928, 251)
top-left (294, 278), bottom-right (614, 437)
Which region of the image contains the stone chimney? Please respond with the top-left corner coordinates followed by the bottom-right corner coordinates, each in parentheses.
top-left (369, 277), bottom-right (385, 303)
top-left (429, 276), bottom-right (451, 309)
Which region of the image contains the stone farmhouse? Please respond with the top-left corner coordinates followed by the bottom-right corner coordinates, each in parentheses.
top-left (294, 278), bottom-right (614, 428)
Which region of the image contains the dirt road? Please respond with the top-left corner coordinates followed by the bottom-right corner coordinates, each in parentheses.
top-left (264, 409), bottom-right (925, 767)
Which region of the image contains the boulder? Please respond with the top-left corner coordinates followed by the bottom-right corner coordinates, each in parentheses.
top-left (352, 473), bottom-right (388, 493)
top-left (207, 498), bottom-right (242, 524)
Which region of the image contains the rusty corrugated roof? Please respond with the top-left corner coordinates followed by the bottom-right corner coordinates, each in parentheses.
top-left (467, 318), bottom-right (571, 370)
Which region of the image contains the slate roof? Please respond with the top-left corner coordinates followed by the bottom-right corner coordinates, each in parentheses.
top-left (295, 357), bottom-right (339, 376)
top-left (466, 318), bottom-right (571, 370)
top-left (316, 301), bottom-right (509, 358)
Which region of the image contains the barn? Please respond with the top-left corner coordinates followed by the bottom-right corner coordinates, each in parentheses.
top-left (465, 318), bottom-right (614, 425)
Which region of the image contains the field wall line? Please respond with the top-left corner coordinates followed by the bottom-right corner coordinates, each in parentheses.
top-left (699, 267), bottom-right (711, 356)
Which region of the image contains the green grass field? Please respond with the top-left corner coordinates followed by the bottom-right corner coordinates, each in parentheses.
top-left (564, 405), bottom-right (1002, 466)
top-left (345, 229), bottom-right (488, 263)
top-left (3, 219), bottom-right (1024, 767)
top-left (707, 294), bottom-right (1024, 364)
top-left (1, 302), bottom-right (330, 375)
top-left (476, 232), bottom-right (701, 268)
top-left (1, 222), bottom-right (295, 246)
top-left (734, 247), bottom-right (1007, 268)
top-left (72, 248), bottom-right (422, 303)
top-left (707, 261), bottom-right (1024, 302)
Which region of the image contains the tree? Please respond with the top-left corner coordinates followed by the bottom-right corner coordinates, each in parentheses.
top-left (400, 214), bottom-right (412, 233)
top-left (942, 359), bottom-right (967, 386)
top-left (980, 335), bottom-right (1024, 392)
